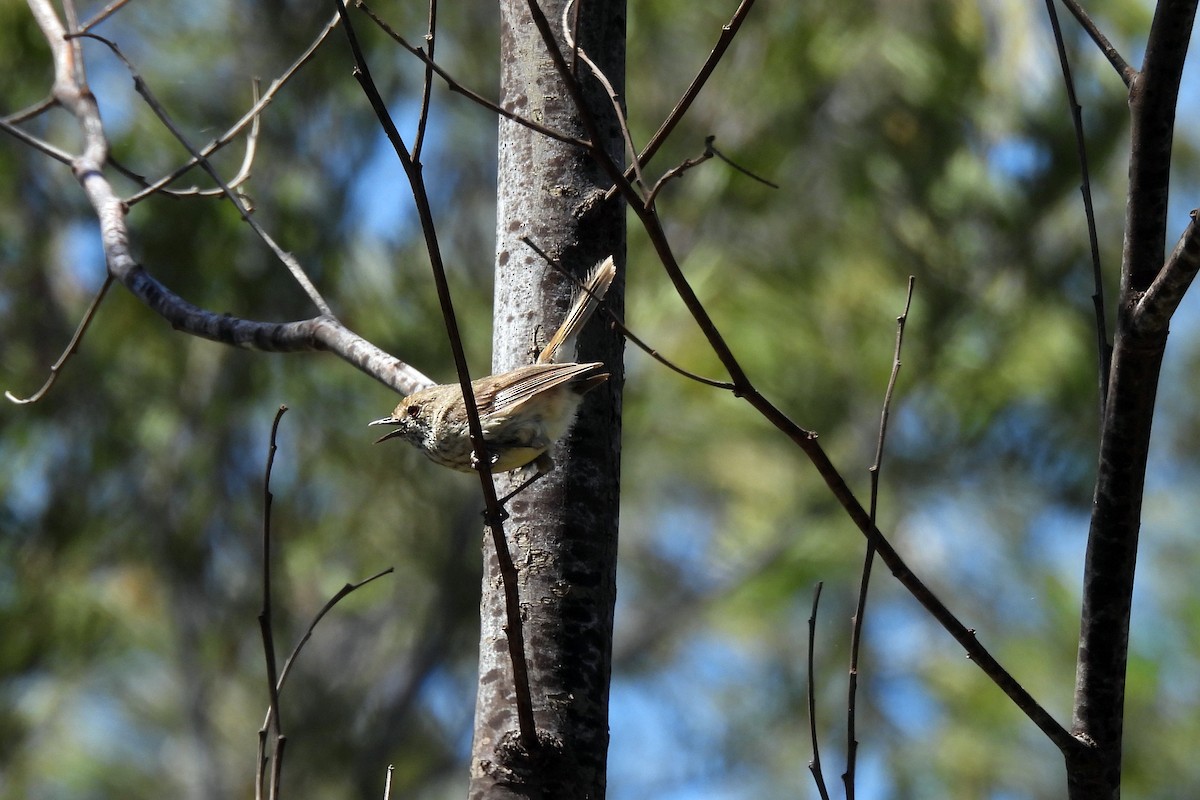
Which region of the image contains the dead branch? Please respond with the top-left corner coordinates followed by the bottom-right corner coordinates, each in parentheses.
top-left (12, 0), bottom-right (431, 404)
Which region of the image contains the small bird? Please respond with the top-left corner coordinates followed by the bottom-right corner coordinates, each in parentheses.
top-left (370, 256), bottom-right (616, 477)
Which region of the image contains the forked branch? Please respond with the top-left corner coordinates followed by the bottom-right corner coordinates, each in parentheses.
top-left (522, 0), bottom-right (1079, 754)
top-left (11, 0), bottom-right (431, 403)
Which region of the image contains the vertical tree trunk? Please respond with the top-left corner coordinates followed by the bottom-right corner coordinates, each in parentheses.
top-left (468, 1), bottom-right (625, 797)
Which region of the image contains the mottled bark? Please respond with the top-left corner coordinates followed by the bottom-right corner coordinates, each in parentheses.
top-left (468, 1), bottom-right (625, 797)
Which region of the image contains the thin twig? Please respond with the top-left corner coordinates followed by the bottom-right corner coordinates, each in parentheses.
top-left (1, 95), bottom-right (57, 125)
top-left (73, 31), bottom-right (334, 316)
top-left (562, 0), bottom-right (648, 194)
top-left (227, 79), bottom-right (263, 203)
top-left (708, 140), bottom-right (778, 188)
top-left (520, 235), bottom-right (734, 388)
top-left (412, 0), bottom-right (438, 161)
top-left (269, 567), bottom-right (395, 704)
top-left (334, 0), bottom-right (539, 753)
top-left (355, 0), bottom-right (589, 148)
top-left (605, 0), bottom-right (760, 201)
top-left (256, 405), bottom-right (288, 800)
top-left (254, 573), bottom-right (397, 796)
top-left (1044, 0), bottom-right (1110, 412)
top-left (6, 275), bottom-right (114, 404)
top-left (260, 404), bottom-right (287, 733)
top-left (132, 79), bottom-right (262, 202)
top-left (0, 117), bottom-right (75, 165)
top-left (806, 582), bottom-right (832, 800)
top-left (79, 0), bottom-right (133, 32)
top-left (124, 13), bottom-right (341, 205)
top-left (645, 139), bottom-right (715, 206)
top-left (646, 136), bottom-right (776, 206)
top-left (843, 276), bottom-right (914, 799)
top-left (1058, 0), bottom-right (1136, 86)
top-left (129, 79), bottom-right (264, 202)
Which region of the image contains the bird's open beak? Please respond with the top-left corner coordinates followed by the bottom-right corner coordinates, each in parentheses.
top-left (369, 416), bottom-right (405, 444)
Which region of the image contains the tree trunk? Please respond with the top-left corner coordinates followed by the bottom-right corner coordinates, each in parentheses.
top-left (468, 1), bottom-right (626, 797)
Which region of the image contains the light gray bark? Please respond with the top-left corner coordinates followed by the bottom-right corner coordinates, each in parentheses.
top-left (468, 1), bottom-right (626, 798)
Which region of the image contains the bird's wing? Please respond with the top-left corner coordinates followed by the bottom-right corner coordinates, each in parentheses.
top-left (476, 363), bottom-right (605, 415)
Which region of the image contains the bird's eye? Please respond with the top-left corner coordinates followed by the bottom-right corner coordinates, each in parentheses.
top-left (406, 403), bottom-right (422, 417)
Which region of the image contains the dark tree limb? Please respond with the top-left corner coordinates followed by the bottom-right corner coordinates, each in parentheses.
top-left (1059, 0), bottom-right (1137, 85)
top-left (1133, 209), bottom-right (1200, 334)
top-left (1070, 3), bottom-right (1199, 798)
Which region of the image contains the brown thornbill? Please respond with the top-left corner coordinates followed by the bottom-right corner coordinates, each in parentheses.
top-left (370, 256), bottom-right (616, 475)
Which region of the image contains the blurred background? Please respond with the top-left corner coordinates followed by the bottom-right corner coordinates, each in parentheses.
top-left (4, 0), bottom-right (1200, 797)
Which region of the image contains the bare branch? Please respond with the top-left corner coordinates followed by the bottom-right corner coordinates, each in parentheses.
top-left (1044, 0), bottom-right (1111, 411)
top-left (844, 276), bottom-right (915, 799)
top-left (355, 0), bottom-right (590, 149)
top-left (254, 406), bottom-right (393, 791)
top-left (562, 0), bottom-right (648, 195)
top-left (1121, 2), bottom-right (1196, 292)
top-left (5, 275), bottom-right (114, 405)
top-left (1070, 5), bottom-right (1199, 793)
top-left (28, 0), bottom-right (105, 165)
top-left (1133, 210), bottom-right (1200, 333)
top-left (276, 569), bottom-right (395, 715)
top-left (1, 95), bottom-right (57, 125)
top-left (520, 235), bottom-right (734, 389)
top-left (115, 80), bottom-right (265, 204)
top-left (0, 116), bottom-right (75, 165)
top-left (605, 0), bottom-right (760, 201)
top-left (268, 567), bottom-right (395, 716)
top-left (75, 31), bottom-right (334, 316)
top-left (259, 405), bottom-right (288, 739)
top-left (1059, 0), bottom-right (1136, 86)
top-left (646, 136), bottom-right (776, 206)
top-left (20, 2), bottom-right (432, 397)
top-left (645, 146), bottom-right (713, 206)
top-left (411, 0), bottom-right (438, 161)
top-left (256, 405), bottom-right (287, 800)
top-left (707, 139), bottom-right (778, 188)
top-left (79, 0), bottom-right (133, 33)
top-left (257, 558), bottom-right (393, 797)
top-left (130, 79), bottom-right (263, 202)
top-left (806, 582), bottom-right (832, 800)
top-left (125, 13), bottom-right (341, 206)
